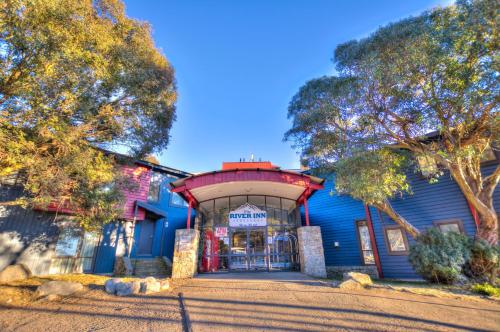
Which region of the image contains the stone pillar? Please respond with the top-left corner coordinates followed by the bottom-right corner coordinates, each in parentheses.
top-left (298, 226), bottom-right (327, 278)
top-left (172, 229), bottom-right (200, 279)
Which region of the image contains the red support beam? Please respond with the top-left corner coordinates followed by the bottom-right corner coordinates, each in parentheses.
top-left (303, 197), bottom-right (310, 226)
top-left (186, 200), bottom-right (192, 229)
top-left (364, 204), bottom-right (383, 279)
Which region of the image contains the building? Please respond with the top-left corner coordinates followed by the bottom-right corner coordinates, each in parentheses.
top-left (0, 155), bottom-right (191, 276)
top-left (0, 153), bottom-right (499, 279)
top-left (169, 161), bottom-right (325, 274)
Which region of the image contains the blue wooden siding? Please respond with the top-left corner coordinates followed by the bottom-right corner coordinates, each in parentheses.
top-left (307, 177), bottom-right (366, 267)
top-left (129, 174), bottom-right (191, 260)
top-left (370, 164), bottom-right (500, 279)
top-left (309, 163), bottom-right (500, 280)
top-left (93, 222), bottom-right (121, 273)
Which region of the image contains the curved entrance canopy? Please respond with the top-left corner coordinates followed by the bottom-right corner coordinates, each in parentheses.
top-left (170, 166), bottom-right (324, 229)
top-left (170, 168), bottom-right (324, 205)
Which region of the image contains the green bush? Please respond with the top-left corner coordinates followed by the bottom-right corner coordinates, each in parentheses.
top-left (471, 283), bottom-right (500, 297)
top-left (409, 228), bottom-right (471, 284)
top-left (464, 240), bottom-right (500, 283)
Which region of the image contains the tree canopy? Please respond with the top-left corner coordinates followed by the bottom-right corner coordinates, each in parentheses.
top-left (285, 0), bottom-right (499, 243)
top-left (0, 0), bottom-right (176, 228)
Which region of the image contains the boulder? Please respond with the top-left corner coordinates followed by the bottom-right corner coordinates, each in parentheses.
top-left (115, 281), bottom-right (141, 296)
top-left (0, 264), bottom-right (31, 283)
top-left (160, 279), bottom-right (170, 291)
top-left (338, 279), bottom-right (364, 290)
top-left (343, 272), bottom-right (373, 287)
top-left (140, 277), bottom-right (161, 294)
top-left (104, 278), bottom-right (122, 294)
top-left (36, 281), bottom-right (83, 297)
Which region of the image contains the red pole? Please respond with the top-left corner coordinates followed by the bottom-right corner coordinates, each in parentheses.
top-left (364, 204), bottom-right (383, 279)
top-left (304, 197), bottom-right (310, 226)
top-left (186, 200), bottom-right (192, 229)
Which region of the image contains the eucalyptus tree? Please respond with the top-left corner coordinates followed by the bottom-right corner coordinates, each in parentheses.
top-left (285, 0), bottom-right (499, 243)
top-left (0, 0), bottom-right (176, 229)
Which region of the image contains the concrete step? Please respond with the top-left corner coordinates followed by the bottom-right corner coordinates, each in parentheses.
top-left (132, 257), bottom-right (171, 278)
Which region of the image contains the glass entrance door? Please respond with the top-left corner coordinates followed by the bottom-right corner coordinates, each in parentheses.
top-left (248, 228), bottom-right (267, 270)
top-left (229, 227), bottom-right (267, 271)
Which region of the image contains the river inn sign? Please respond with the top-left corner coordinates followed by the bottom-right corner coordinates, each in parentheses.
top-left (229, 203), bottom-right (267, 227)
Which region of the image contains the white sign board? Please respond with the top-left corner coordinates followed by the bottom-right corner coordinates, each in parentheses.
top-left (229, 203), bottom-right (267, 227)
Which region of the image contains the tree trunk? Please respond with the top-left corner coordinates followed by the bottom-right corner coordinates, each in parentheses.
top-left (374, 200), bottom-right (421, 238)
top-left (476, 212), bottom-right (499, 245)
top-left (448, 164), bottom-right (499, 245)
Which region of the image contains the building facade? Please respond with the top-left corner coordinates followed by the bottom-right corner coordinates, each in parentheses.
top-left (0, 157), bottom-right (191, 275)
top-left (1, 154), bottom-right (499, 279)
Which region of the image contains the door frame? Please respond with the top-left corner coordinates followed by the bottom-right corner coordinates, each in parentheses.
top-left (228, 226), bottom-right (269, 271)
top-left (136, 219), bottom-right (156, 257)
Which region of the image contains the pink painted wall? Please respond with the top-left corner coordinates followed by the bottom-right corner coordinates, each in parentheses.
top-left (121, 164), bottom-right (151, 220)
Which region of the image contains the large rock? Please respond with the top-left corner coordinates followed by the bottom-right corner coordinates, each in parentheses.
top-left (343, 272), bottom-right (373, 287)
top-left (115, 281), bottom-right (141, 296)
top-left (0, 264), bottom-right (31, 284)
top-left (160, 279), bottom-right (170, 291)
top-left (36, 281), bottom-right (83, 297)
top-left (338, 279), bottom-right (364, 290)
top-left (140, 277), bottom-right (161, 294)
top-left (104, 278), bottom-right (122, 294)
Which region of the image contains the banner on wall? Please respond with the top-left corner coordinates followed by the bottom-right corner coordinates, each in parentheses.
top-left (229, 203), bottom-right (267, 227)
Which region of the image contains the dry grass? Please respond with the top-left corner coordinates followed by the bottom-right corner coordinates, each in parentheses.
top-left (372, 280), bottom-right (500, 302)
top-left (0, 274), bottom-right (141, 306)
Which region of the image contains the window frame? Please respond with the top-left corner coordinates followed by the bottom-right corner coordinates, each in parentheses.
top-left (170, 191), bottom-right (188, 207)
top-left (355, 220), bottom-right (375, 265)
top-left (148, 171), bottom-right (165, 203)
top-left (383, 226), bottom-right (410, 256)
top-left (54, 227), bottom-right (82, 258)
top-left (433, 219), bottom-right (465, 234)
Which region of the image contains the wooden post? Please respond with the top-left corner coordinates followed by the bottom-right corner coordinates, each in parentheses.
top-left (304, 197), bottom-right (310, 226)
top-left (364, 204), bottom-right (383, 278)
top-left (186, 200), bottom-right (192, 229)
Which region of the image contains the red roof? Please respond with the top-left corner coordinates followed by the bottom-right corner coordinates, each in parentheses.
top-left (222, 161), bottom-right (278, 170)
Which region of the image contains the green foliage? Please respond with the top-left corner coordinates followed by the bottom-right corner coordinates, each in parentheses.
top-left (285, 0), bottom-right (500, 243)
top-left (0, 0), bottom-right (176, 229)
top-left (471, 283), bottom-right (500, 297)
top-left (409, 228), bottom-right (471, 284)
top-left (335, 149), bottom-right (411, 205)
top-left (464, 239), bottom-right (500, 283)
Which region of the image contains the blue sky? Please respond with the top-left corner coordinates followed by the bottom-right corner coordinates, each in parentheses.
top-left (124, 0), bottom-right (453, 173)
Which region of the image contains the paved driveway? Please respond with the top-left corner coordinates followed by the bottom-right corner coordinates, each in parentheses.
top-left (0, 272), bottom-right (499, 331)
top-left (178, 272), bottom-right (500, 332)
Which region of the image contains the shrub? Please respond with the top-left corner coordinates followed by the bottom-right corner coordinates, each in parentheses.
top-left (471, 283), bottom-right (500, 297)
top-left (464, 240), bottom-right (500, 283)
top-left (409, 228), bottom-right (471, 284)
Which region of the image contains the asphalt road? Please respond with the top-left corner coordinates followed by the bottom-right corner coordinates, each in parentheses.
top-left (0, 272), bottom-right (499, 332)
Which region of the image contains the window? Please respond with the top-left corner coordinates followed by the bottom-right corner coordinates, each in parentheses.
top-left (148, 172), bottom-right (165, 202)
top-left (434, 220), bottom-right (464, 234)
top-left (384, 226), bottom-right (409, 255)
top-left (356, 221), bottom-right (375, 265)
top-left (55, 228), bottom-right (81, 257)
top-left (416, 155), bottom-right (438, 177)
top-left (170, 192), bottom-right (188, 207)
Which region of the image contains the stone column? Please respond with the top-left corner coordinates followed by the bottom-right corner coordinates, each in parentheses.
top-left (297, 226), bottom-right (327, 278)
top-left (172, 229), bottom-right (200, 279)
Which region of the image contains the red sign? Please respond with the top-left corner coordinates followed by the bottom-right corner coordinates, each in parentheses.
top-left (215, 227), bottom-right (228, 237)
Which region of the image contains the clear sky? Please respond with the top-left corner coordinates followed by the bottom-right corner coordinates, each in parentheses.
top-left (124, 0), bottom-right (453, 173)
